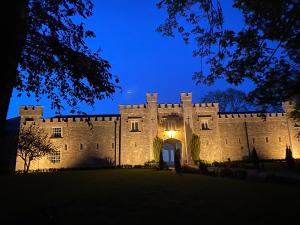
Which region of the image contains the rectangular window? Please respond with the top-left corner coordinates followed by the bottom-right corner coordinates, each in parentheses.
top-left (225, 139), bottom-right (228, 144)
top-left (201, 120), bottom-right (209, 130)
top-left (252, 138), bottom-right (255, 144)
top-left (96, 143), bottom-right (99, 150)
top-left (279, 137), bottom-right (281, 142)
top-left (131, 121), bottom-right (139, 132)
top-left (52, 127), bottom-right (62, 138)
top-left (64, 144), bottom-right (67, 151)
top-left (265, 137), bottom-right (269, 143)
top-left (49, 150), bottom-right (60, 164)
top-left (112, 143), bottom-right (115, 149)
top-left (80, 143), bottom-right (83, 150)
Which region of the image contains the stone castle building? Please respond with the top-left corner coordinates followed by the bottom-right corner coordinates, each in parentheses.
top-left (15, 93), bottom-right (300, 170)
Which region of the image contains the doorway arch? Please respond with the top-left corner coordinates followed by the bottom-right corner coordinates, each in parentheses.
top-left (163, 138), bottom-right (182, 166)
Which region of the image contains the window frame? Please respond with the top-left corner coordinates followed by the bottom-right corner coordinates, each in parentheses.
top-left (52, 127), bottom-right (62, 138)
top-left (49, 150), bottom-right (61, 164)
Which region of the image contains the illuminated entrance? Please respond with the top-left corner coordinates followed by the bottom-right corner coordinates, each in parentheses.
top-left (163, 139), bottom-right (182, 165)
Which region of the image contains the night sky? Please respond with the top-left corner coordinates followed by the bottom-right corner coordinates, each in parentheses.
top-left (7, 0), bottom-right (255, 119)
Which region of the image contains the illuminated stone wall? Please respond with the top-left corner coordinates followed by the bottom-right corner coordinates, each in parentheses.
top-left (15, 95), bottom-right (300, 171)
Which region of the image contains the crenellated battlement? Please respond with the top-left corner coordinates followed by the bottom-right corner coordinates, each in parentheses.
top-left (180, 92), bottom-right (192, 102)
top-left (218, 112), bottom-right (286, 119)
top-left (158, 103), bottom-right (181, 108)
top-left (119, 104), bottom-right (147, 110)
top-left (19, 105), bottom-right (44, 118)
top-left (193, 103), bottom-right (219, 108)
top-left (146, 93), bottom-right (158, 103)
top-left (42, 115), bottom-right (120, 123)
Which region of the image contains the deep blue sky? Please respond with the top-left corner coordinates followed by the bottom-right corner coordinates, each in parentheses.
top-left (7, 0), bottom-right (255, 119)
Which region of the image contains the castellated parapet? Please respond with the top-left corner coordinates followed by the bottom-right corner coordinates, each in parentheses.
top-left (15, 93), bottom-right (300, 171)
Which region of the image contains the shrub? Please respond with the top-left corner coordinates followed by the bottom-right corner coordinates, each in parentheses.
top-left (190, 133), bottom-right (200, 165)
top-left (153, 136), bottom-right (164, 163)
top-left (285, 146), bottom-right (295, 170)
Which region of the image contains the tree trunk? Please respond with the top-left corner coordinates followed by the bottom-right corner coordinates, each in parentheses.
top-left (0, 1), bottom-right (28, 173)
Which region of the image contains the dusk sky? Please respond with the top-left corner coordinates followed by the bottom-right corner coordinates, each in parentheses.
top-left (7, 0), bottom-right (255, 119)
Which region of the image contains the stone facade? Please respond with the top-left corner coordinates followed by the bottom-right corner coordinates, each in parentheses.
top-left (15, 93), bottom-right (300, 171)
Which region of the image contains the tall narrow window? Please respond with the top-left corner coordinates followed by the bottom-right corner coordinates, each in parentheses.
top-left (278, 137), bottom-right (281, 142)
top-left (252, 138), bottom-right (255, 144)
top-left (52, 127), bottom-right (62, 138)
top-left (225, 139), bottom-right (228, 144)
top-left (201, 120), bottom-right (209, 130)
top-left (80, 144), bottom-right (83, 150)
top-left (131, 121), bottom-right (139, 132)
top-left (112, 143), bottom-right (114, 149)
top-left (64, 144), bottom-right (67, 151)
top-left (265, 137), bottom-right (269, 143)
top-left (96, 143), bottom-right (99, 150)
top-left (238, 138), bottom-right (241, 144)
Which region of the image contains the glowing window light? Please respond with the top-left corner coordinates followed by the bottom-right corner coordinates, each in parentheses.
top-left (166, 130), bottom-right (176, 138)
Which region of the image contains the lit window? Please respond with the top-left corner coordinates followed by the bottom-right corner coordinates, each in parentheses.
top-left (201, 120), bottom-right (209, 130)
top-left (49, 150), bottom-right (60, 164)
top-left (131, 121), bottom-right (139, 132)
top-left (52, 127), bottom-right (62, 138)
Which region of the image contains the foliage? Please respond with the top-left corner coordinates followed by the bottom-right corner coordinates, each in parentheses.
top-left (251, 147), bottom-right (259, 169)
top-left (190, 133), bottom-right (200, 164)
top-left (17, 125), bottom-right (57, 173)
top-left (285, 146), bottom-right (295, 170)
top-left (157, 0), bottom-right (300, 114)
top-left (153, 136), bottom-right (164, 163)
top-left (174, 148), bottom-right (181, 172)
top-left (201, 88), bottom-right (251, 112)
top-left (18, 0), bottom-right (119, 113)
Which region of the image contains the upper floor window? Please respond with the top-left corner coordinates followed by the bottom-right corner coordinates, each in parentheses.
top-left (49, 150), bottom-right (61, 164)
top-left (52, 127), bottom-right (62, 138)
top-left (131, 121), bottom-right (140, 132)
top-left (201, 120), bottom-right (209, 130)
top-left (265, 137), bottom-right (269, 143)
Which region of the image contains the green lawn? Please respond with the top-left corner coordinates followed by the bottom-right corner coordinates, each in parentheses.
top-left (1, 169), bottom-right (299, 225)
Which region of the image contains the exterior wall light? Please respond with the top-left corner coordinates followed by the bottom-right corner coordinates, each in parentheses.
top-left (166, 130), bottom-right (176, 139)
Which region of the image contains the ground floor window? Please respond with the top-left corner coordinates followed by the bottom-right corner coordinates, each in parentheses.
top-left (49, 150), bottom-right (61, 164)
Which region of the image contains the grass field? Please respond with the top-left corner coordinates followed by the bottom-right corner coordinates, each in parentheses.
top-left (1, 169), bottom-right (299, 225)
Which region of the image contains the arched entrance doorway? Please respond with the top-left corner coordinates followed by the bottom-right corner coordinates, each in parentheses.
top-left (163, 139), bottom-right (182, 166)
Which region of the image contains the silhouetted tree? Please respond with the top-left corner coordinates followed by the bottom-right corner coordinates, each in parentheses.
top-left (190, 133), bottom-right (200, 164)
top-left (285, 146), bottom-right (295, 170)
top-left (201, 88), bottom-right (250, 112)
top-left (157, 0), bottom-right (300, 114)
top-left (251, 147), bottom-right (259, 169)
top-left (1, 0), bottom-right (119, 170)
top-left (17, 125), bottom-right (57, 173)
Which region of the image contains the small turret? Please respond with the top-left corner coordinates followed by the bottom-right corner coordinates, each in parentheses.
top-left (19, 106), bottom-right (44, 123)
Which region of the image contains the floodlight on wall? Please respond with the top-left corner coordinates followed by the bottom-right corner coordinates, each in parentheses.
top-left (166, 130), bottom-right (176, 139)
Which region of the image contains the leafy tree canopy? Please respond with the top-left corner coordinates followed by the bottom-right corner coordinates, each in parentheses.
top-left (157, 0), bottom-right (300, 113)
top-left (14, 0), bottom-right (119, 114)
